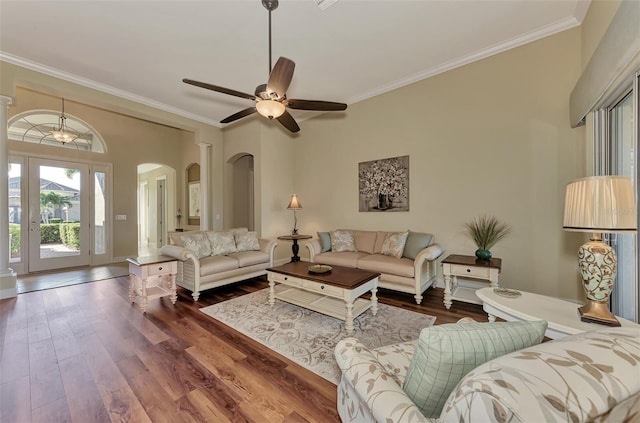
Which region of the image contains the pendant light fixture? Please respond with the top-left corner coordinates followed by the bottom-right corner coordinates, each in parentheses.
top-left (50, 98), bottom-right (78, 143)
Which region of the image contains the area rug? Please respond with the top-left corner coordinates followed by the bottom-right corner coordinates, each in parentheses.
top-left (200, 288), bottom-right (436, 384)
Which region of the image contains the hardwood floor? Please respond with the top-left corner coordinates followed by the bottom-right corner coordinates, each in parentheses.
top-left (0, 275), bottom-right (486, 423)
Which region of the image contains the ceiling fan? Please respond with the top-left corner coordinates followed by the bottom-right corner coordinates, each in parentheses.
top-left (183, 0), bottom-right (347, 133)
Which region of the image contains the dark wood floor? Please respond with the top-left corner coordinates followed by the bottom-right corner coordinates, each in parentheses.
top-left (0, 275), bottom-right (486, 423)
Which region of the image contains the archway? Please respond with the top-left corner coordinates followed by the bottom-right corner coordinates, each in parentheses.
top-left (137, 163), bottom-right (176, 255)
top-left (230, 154), bottom-right (254, 230)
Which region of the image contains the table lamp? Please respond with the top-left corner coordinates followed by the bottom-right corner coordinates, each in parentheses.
top-left (287, 194), bottom-right (302, 235)
top-left (563, 175), bottom-right (637, 326)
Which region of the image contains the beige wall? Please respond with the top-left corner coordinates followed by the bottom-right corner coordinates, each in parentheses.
top-left (286, 28), bottom-right (586, 300)
top-left (2, 64), bottom-right (223, 263)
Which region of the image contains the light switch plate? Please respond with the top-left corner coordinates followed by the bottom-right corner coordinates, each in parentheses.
top-left (115, 215), bottom-right (127, 220)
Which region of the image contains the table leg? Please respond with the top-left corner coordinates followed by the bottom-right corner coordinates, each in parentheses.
top-left (169, 273), bottom-right (177, 304)
top-left (344, 301), bottom-right (354, 335)
top-left (268, 279), bottom-right (276, 306)
top-left (370, 287), bottom-right (378, 316)
top-left (129, 274), bottom-right (135, 303)
top-left (141, 277), bottom-right (148, 313)
top-left (443, 274), bottom-right (452, 309)
top-left (291, 240), bottom-right (301, 262)
top-left (487, 313), bottom-right (496, 322)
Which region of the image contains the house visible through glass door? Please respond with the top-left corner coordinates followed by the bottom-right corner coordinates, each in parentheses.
top-left (28, 158), bottom-right (90, 272)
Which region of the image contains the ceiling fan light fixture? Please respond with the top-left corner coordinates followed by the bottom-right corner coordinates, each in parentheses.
top-left (256, 100), bottom-right (285, 119)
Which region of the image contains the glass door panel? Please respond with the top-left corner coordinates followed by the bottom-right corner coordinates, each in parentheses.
top-left (8, 162), bottom-right (22, 267)
top-left (28, 158), bottom-right (90, 272)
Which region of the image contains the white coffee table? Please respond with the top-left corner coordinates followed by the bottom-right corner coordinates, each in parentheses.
top-left (476, 287), bottom-right (639, 339)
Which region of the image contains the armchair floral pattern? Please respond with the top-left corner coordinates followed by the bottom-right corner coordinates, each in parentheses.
top-left (335, 327), bottom-right (640, 423)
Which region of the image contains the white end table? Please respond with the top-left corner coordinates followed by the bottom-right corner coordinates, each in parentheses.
top-left (476, 287), bottom-right (639, 339)
top-left (442, 254), bottom-right (501, 309)
top-left (127, 255), bottom-right (178, 313)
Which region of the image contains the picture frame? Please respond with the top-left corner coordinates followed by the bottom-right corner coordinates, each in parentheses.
top-left (189, 182), bottom-right (201, 218)
top-left (358, 155), bottom-right (409, 212)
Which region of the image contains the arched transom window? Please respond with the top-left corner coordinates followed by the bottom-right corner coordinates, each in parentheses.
top-left (8, 110), bottom-right (106, 153)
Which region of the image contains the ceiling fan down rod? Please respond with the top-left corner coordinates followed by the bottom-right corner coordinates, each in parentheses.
top-left (262, 0), bottom-right (279, 74)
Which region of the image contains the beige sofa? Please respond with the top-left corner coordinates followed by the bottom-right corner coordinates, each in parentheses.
top-left (159, 229), bottom-right (277, 301)
top-left (304, 230), bottom-right (444, 304)
top-left (336, 325), bottom-right (640, 422)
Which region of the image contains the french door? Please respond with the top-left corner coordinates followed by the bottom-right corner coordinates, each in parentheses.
top-left (28, 158), bottom-right (90, 272)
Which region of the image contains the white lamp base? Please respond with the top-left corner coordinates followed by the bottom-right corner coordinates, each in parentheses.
top-left (577, 239), bottom-right (620, 327)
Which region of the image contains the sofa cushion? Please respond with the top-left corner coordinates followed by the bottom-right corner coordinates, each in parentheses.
top-left (374, 231), bottom-right (390, 254)
top-left (207, 231), bottom-right (238, 256)
top-left (234, 231), bottom-right (260, 252)
top-left (358, 254), bottom-right (415, 278)
top-left (317, 232), bottom-right (331, 252)
top-left (227, 250), bottom-right (270, 267)
top-left (181, 233), bottom-right (212, 258)
top-left (315, 251), bottom-right (368, 268)
top-left (403, 231), bottom-right (434, 259)
top-left (403, 320), bottom-right (547, 418)
top-left (198, 255), bottom-right (239, 274)
top-left (330, 230), bottom-right (357, 252)
top-left (381, 231), bottom-right (409, 258)
top-left (170, 230), bottom-right (200, 247)
top-left (440, 327), bottom-right (640, 423)
top-left (344, 230), bottom-right (377, 254)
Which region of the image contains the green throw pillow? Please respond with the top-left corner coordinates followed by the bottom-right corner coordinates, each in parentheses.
top-left (317, 232), bottom-right (331, 253)
top-left (403, 320), bottom-right (548, 418)
top-left (402, 231), bottom-right (434, 259)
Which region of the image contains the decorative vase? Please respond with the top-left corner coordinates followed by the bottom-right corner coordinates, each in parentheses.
top-left (377, 194), bottom-right (389, 210)
top-left (475, 249), bottom-right (492, 260)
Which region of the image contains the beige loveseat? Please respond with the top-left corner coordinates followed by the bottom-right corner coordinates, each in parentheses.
top-left (159, 229), bottom-right (277, 301)
top-left (304, 230), bottom-right (444, 304)
top-left (336, 324), bottom-right (640, 422)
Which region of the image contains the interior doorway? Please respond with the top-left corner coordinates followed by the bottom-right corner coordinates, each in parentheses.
top-left (137, 163), bottom-right (176, 256)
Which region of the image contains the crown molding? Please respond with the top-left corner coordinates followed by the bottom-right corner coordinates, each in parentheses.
top-left (0, 52), bottom-right (221, 128)
top-left (348, 15), bottom-right (582, 105)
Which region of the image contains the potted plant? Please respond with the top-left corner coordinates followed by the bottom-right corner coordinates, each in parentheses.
top-left (464, 215), bottom-right (512, 260)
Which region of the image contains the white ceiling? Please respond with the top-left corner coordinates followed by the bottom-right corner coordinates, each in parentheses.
top-left (0, 0), bottom-right (591, 129)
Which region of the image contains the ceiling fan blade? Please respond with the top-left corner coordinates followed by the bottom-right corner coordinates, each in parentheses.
top-left (221, 107), bottom-right (257, 124)
top-left (276, 110), bottom-right (300, 133)
top-left (183, 78), bottom-right (256, 101)
top-left (266, 57), bottom-right (295, 99)
top-left (286, 99), bottom-right (347, 111)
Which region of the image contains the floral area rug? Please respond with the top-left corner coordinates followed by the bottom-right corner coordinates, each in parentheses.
top-left (199, 288), bottom-right (436, 384)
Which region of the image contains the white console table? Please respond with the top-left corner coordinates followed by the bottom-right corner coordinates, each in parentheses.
top-left (476, 287), bottom-right (639, 339)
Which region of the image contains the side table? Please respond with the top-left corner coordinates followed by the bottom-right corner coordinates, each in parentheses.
top-left (442, 254), bottom-right (501, 309)
top-left (476, 287), bottom-right (640, 339)
top-left (277, 234), bottom-right (312, 262)
top-left (127, 255), bottom-right (178, 313)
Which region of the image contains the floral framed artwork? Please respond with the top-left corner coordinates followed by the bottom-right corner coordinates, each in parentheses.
top-left (359, 155), bottom-right (409, 212)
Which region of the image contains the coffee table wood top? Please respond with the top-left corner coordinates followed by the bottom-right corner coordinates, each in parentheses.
top-left (268, 262), bottom-right (380, 289)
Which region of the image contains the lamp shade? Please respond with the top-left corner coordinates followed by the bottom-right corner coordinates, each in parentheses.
top-left (563, 175), bottom-right (637, 233)
top-left (287, 194), bottom-right (302, 210)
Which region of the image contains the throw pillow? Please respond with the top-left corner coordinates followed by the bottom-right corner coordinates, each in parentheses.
top-left (235, 231), bottom-right (260, 252)
top-left (403, 231), bottom-right (434, 259)
top-left (403, 320), bottom-right (548, 418)
top-left (330, 230), bottom-right (357, 252)
top-left (207, 231), bottom-right (238, 256)
top-left (317, 232), bottom-right (331, 253)
top-left (381, 230), bottom-right (409, 258)
top-left (181, 233), bottom-right (212, 258)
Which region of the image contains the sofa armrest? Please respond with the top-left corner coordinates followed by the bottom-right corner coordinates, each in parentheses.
top-left (259, 238), bottom-right (278, 264)
top-left (159, 245), bottom-right (197, 262)
top-left (303, 239), bottom-right (322, 262)
top-left (414, 243), bottom-right (445, 263)
top-left (335, 338), bottom-right (431, 423)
